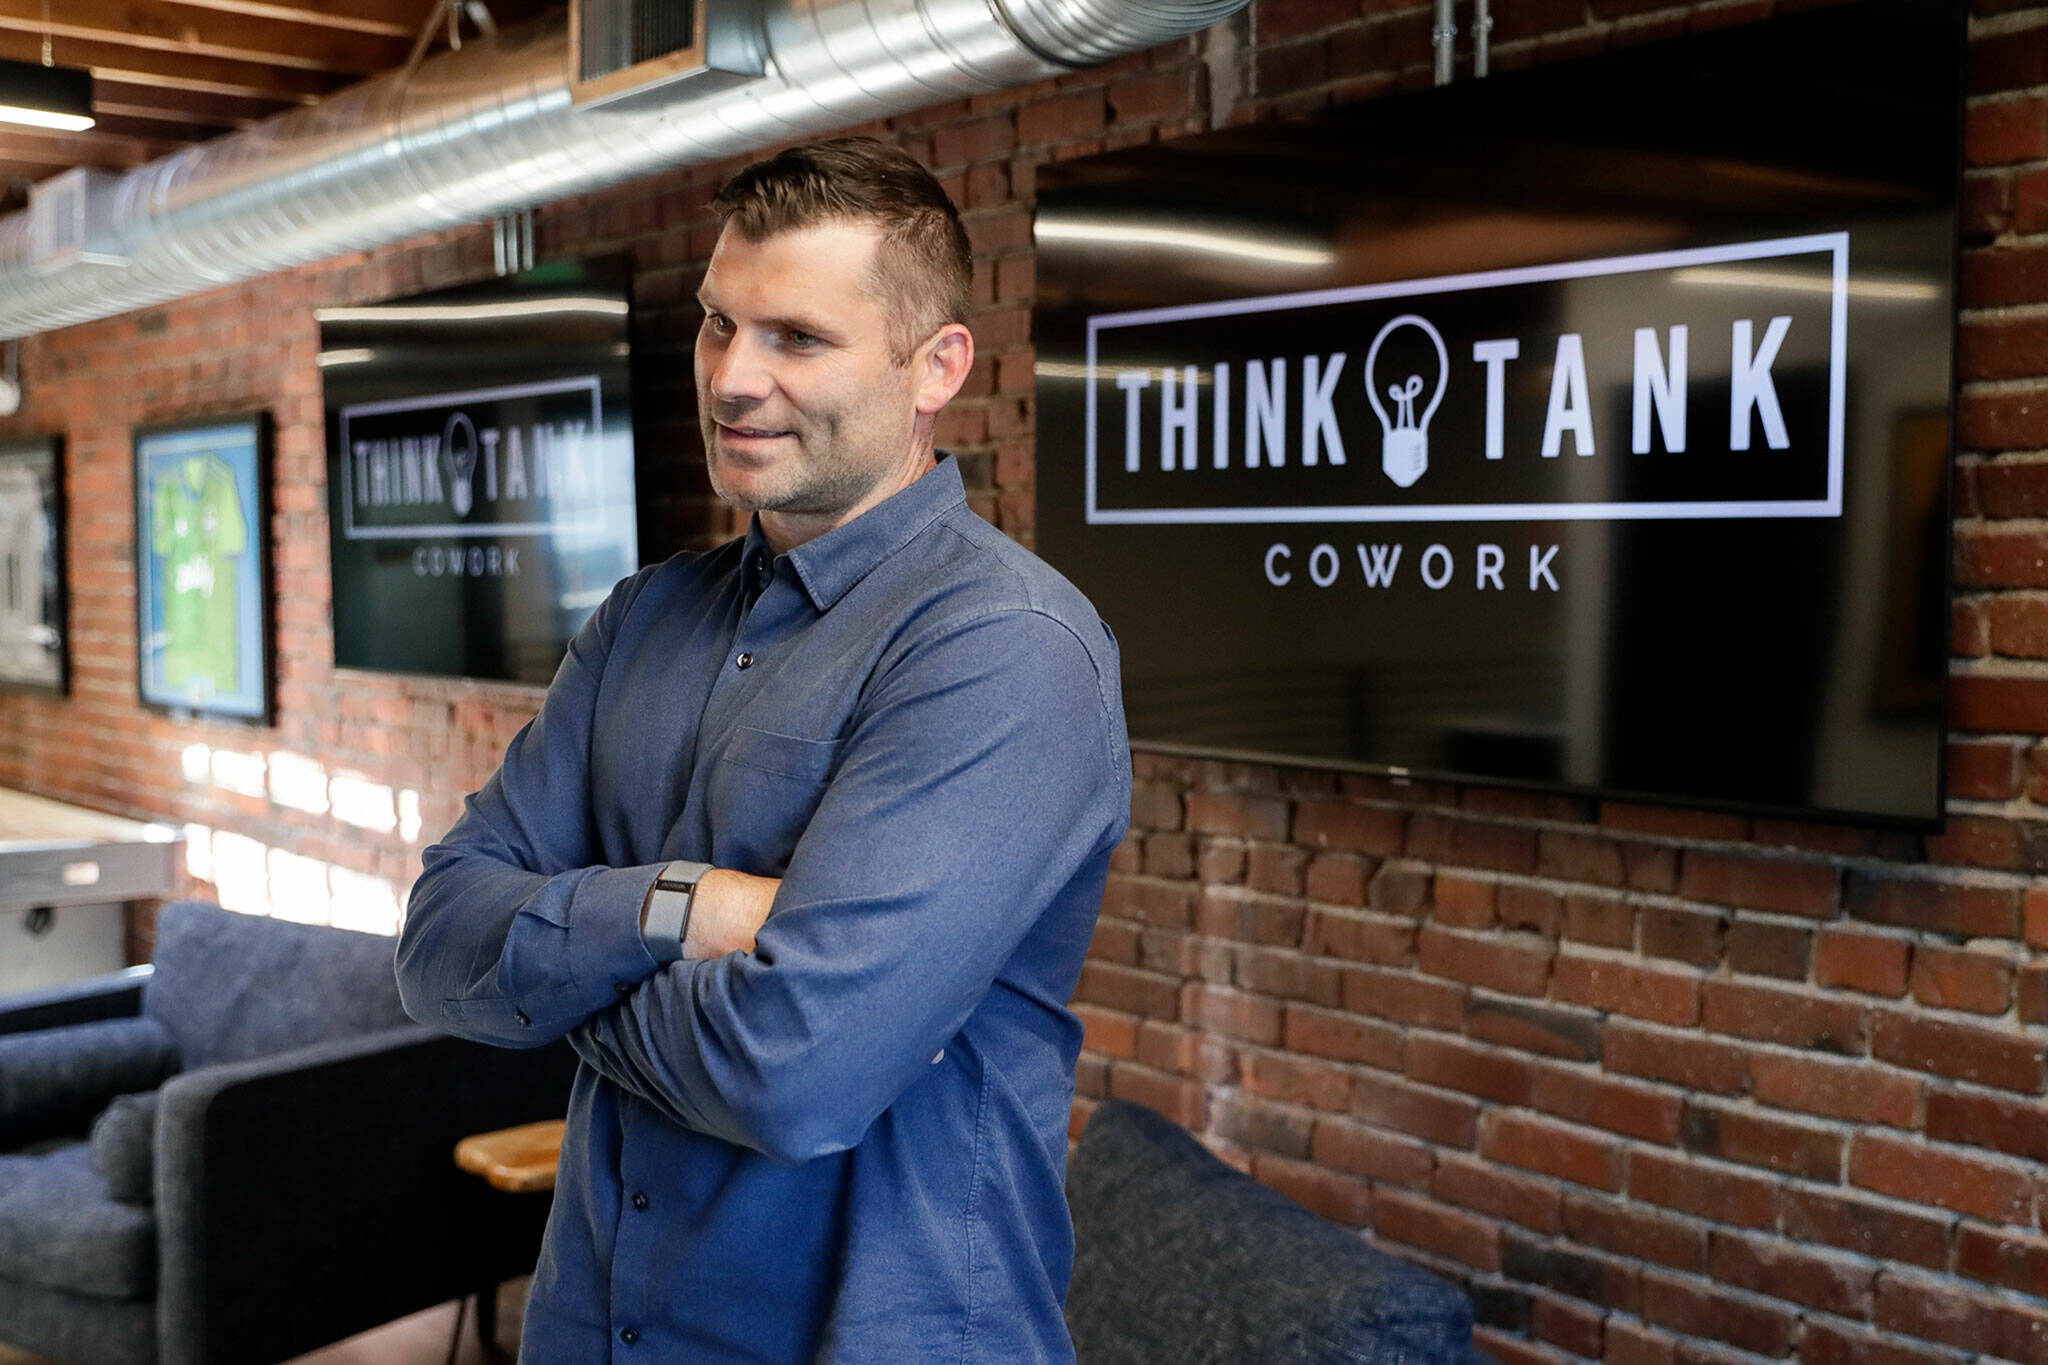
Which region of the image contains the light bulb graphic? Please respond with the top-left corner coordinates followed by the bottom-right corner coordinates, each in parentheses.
top-left (1364, 313), bottom-right (1449, 489)
top-left (443, 411), bottom-right (478, 516)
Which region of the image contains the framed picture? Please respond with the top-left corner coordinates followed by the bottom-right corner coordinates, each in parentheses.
top-left (134, 413), bottom-right (274, 724)
top-left (0, 436), bottom-right (66, 695)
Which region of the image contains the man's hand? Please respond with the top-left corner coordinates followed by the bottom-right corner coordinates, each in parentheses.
top-left (683, 868), bottom-right (780, 958)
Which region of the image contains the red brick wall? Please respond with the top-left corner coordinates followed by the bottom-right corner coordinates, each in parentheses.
top-left (4, 1), bottom-right (2043, 1361)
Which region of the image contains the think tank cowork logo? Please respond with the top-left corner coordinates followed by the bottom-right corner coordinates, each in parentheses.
top-left (339, 377), bottom-right (607, 542)
top-left (1082, 233), bottom-right (1848, 526)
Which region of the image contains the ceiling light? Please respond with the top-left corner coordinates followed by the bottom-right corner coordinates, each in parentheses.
top-left (0, 58), bottom-right (93, 133)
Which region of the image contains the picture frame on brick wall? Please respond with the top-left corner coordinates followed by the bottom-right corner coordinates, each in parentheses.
top-left (0, 434), bottom-right (67, 697)
top-left (133, 412), bottom-right (275, 725)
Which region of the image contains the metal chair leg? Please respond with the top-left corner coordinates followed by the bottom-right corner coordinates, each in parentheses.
top-left (475, 1282), bottom-right (503, 1359)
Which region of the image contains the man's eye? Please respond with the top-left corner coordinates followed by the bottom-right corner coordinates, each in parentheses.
top-left (787, 330), bottom-right (818, 348)
top-left (704, 313), bottom-right (732, 333)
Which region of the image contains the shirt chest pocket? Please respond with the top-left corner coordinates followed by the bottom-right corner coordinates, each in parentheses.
top-left (706, 725), bottom-right (846, 874)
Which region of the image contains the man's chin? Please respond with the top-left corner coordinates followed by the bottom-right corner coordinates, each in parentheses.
top-left (708, 474), bottom-right (777, 514)
top-left (708, 445), bottom-right (782, 501)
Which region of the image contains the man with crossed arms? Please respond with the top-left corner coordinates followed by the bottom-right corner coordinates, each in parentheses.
top-left (397, 135), bottom-right (1129, 1363)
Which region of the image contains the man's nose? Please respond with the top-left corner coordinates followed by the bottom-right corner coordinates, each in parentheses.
top-left (708, 329), bottom-right (774, 404)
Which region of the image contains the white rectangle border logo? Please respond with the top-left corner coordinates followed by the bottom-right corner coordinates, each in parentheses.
top-left (1081, 232), bottom-right (1848, 525)
top-left (339, 375), bottom-right (606, 541)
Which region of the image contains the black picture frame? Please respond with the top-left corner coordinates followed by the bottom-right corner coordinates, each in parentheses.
top-left (0, 435), bottom-right (68, 696)
top-left (133, 411), bottom-right (276, 725)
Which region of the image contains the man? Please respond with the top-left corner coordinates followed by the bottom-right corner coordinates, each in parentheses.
top-left (396, 136), bottom-right (1129, 1363)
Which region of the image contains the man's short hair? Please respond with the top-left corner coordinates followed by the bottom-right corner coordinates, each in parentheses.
top-left (710, 136), bottom-right (973, 367)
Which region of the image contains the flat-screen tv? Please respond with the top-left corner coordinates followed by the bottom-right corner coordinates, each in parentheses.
top-left (320, 257), bottom-right (639, 685)
top-left (1034, 0), bottom-right (1959, 826)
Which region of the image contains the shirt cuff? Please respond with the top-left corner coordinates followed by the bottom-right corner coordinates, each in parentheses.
top-left (566, 863), bottom-right (668, 1004)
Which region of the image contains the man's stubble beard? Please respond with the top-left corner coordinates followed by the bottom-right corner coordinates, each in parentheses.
top-left (702, 411), bottom-right (877, 517)
top-left (701, 384), bottom-right (919, 518)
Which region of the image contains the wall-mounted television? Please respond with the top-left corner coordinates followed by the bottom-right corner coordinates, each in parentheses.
top-left (1034, 0), bottom-right (1959, 827)
top-left (320, 257), bottom-right (638, 685)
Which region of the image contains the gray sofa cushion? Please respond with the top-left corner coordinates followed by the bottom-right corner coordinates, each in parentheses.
top-left (1066, 1100), bottom-right (1476, 1365)
top-left (142, 900), bottom-right (412, 1068)
top-left (0, 1142), bottom-right (155, 1300)
top-left (0, 1271), bottom-right (153, 1365)
top-left (0, 1017), bottom-right (179, 1149)
top-left (90, 1092), bottom-right (158, 1205)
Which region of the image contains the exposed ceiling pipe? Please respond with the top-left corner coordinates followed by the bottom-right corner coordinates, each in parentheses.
top-left (0, 0), bottom-right (1248, 339)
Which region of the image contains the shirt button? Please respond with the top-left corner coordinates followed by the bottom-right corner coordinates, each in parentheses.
top-left (615, 982), bottom-right (632, 996)
top-left (631, 1192), bottom-right (649, 1210)
top-left (514, 1010), bottom-right (530, 1026)
top-left (736, 652), bottom-right (754, 669)
top-left (620, 1327), bottom-right (639, 1345)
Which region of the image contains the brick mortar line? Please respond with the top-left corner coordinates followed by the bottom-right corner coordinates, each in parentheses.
top-left (1194, 934), bottom-right (2045, 1042)
top-left (1943, 792), bottom-right (2048, 822)
top-left (1971, 10), bottom-right (2048, 39)
top-left (1946, 655), bottom-right (2048, 678)
top-left (1941, 517), bottom-right (2048, 532)
top-left (1968, 87), bottom-right (2048, 107)
top-left (1129, 979), bottom-right (2038, 1098)
top-left (1957, 375), bottom-right (2048, 395)
top-left (1952, 451), bottom-right (2048, 464)
top-left (1280, 797), bottom-right (2039, 885)
top-left (1960, 301), bottom-right (2048, 321)
top-left (1217, 799), bottom-right (2043, 893)
top-left (1796, 1305), bottom-right (2026, 1360)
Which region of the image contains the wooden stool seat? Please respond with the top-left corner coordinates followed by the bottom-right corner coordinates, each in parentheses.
top-left (454, 1119), bottom-right (567, 1194)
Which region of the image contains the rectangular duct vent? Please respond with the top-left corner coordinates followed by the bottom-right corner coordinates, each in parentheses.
top-left (570, 0), bottom-right (764, 110)
top-left (28, 168), bottom-right (125, 272)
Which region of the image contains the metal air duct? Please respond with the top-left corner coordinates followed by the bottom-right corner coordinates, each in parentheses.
top-left (0, 0), bottom-right (1247, 338)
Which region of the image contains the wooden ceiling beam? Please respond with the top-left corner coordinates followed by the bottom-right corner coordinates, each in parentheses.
top-left (0, 146), bottom-right (122, 175)
top-left (93, 79), bottom-right (295, 131)
top-left (90, 106), bottom-right (243, 143)
top-left (0, 2), bottom-right (568, 204)
top-left (160, 0), bottom-right (436, 40)
top-left (167, 0), bottom-right (567, 43)
top-left (5, 33), bottom-right (340, 102)
top-left (0, 126), bottom-right (180, 169)
top-left (0, 0), bottom-right (410, 78)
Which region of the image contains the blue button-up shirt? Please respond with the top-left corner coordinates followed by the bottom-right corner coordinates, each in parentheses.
top-left (396, 455), bottom-right (1129, 1363)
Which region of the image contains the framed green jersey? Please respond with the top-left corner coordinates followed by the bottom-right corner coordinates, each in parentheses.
top-left (134, 413), bottom-right (274, 724)
top-left (0, 435), bottom-right (66, 696)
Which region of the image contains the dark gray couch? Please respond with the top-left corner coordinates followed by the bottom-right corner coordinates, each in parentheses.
top-left (1066, 1099), bottom-right (1490, 1364)
top-left (0, 899), bottom-right (578, 1365)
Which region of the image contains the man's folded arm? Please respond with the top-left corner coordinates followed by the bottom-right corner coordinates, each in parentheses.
top-left (396, 569), bottom-right (671, 1048)
top-left (569, 607), bottom-right (1128, 1161)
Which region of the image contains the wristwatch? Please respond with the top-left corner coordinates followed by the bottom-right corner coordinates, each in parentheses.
top-left (641, 860), bottom-right (712, 965)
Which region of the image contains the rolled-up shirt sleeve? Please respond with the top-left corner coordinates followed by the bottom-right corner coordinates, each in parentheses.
top-left (568, 605), bottom-right (1126, 1163)
top-left (396, 569), bottom-right (668, 1048)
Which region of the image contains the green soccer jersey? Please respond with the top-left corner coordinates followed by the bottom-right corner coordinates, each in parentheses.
top-left (153, 454), bottom-right (247, 697)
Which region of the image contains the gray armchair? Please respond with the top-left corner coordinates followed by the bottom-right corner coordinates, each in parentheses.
top-left (1065, 1099), bottom-right (1492, 1364)
top-left (0, 899), bottom-right (578, 1365)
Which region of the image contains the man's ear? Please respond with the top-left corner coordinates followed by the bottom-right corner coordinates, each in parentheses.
top-left (914, 324), bottom-right (976, 416)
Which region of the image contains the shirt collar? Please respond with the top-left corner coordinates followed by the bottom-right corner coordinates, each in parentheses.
top-left (742, 454), bottom-right (966, 613)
